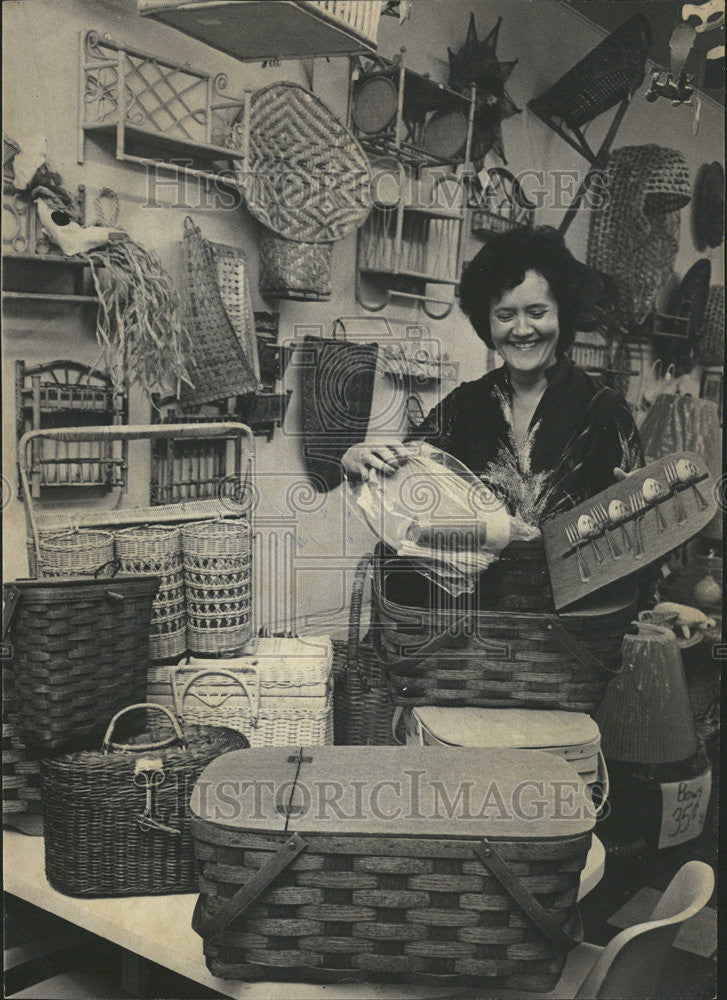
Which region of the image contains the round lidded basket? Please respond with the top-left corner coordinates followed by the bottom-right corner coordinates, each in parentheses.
top-left (115, 526), bottom-right (186, 661)
top-left (181, 521), bottom-right (252, 656)
top-left (38, 529), bottom-right (114, 577)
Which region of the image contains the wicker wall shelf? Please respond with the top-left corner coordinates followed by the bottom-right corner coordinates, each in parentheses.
top-left (15, 360), bottom-right (127, 499)
top-left (139, 1), bottom-right (382, 62)
top-left (77, 31), bottom-right (249, 186)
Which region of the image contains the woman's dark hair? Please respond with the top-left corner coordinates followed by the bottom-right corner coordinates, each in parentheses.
top-left (459, 226), bottom-right (585, 353)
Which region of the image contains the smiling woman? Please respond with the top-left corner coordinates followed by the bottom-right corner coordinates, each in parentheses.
top-left (343, 227), bottom-right (644, 525)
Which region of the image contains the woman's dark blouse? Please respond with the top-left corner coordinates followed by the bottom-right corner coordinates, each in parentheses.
top-left (410, 355), bottom-right (644, 523)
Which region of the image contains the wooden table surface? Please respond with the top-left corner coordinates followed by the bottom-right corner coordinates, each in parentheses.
top-left (3, 831), bottom-right (605, 1000)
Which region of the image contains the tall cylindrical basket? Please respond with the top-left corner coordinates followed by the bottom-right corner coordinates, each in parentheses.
top-left (181, 520), bottom-right (252, 656)
top-left (115, 526), bottom-right (186, 660)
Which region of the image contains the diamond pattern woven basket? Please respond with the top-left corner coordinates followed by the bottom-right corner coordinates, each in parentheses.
top-left (242, 82), bottom-right (372, 243)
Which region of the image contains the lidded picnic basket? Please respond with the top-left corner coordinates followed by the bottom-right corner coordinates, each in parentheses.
top-left (190, 745), bottom-right (595, 988)
top-left (42, 703), bottom-right (248, 897)
top-left (405, 707), bottom-right (607, 800)
top-left (371, 545), bottom-right (636, 713)
top-left (3, 573), bottom-right (159, 753)
top-left (115, 526), bottom-right (186, 660)
top-left (147, 636), bottom-right (334, 747)
top-left (181, 520), bottom-right (252, 655)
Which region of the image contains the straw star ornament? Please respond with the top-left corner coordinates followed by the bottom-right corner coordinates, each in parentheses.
top-left (447, 14), bottom-right (521, 164)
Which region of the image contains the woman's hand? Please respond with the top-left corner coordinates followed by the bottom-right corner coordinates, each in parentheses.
top-left (613, 467), bottom-right (636, 482)
top-left (342, 440), bottom-right (413, 481)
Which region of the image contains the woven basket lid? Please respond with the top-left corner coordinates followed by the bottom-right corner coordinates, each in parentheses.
top-left (191, 746), bottom-right (595, 838)
top-left (586, 145), bottom-right (691, 325)
top-left (595, 625), bottom-right (697, 763)
top-left (242, 82), bottom-right (372, 243)
top-left (691, 161), bottom-right (724, 251)
top-left (411, 707), bottom-right (599, 750)
top-left (696, 285), bottom-right (725, 366)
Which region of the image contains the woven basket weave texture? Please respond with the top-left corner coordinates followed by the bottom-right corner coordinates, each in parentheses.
top-left (42, 706), bottom-right (247, 896)
top-left (696, 285), bottom-right (724, 366)
top-left (38, 529), bottom-right (114, 577)
top-left (372, 547), bottom-right (634, 713)
top-left (181, 218), bottom-right (261, 405)
top-left (192, 821), bottom-right (590, 988)
top-left (242, 81), bottom-right (371, 243)
top-left (115, 526), bottom-right (186, 660)
top-left (2, 665), bottom-right (42, 819)
top-left (5, 575), bottom-right (159, 753)
top-left (182, 520), bottom-right (253, 655)
top-left (587, 145), bottom-right (691, 326)
top-left (259, 233), bottom-right (333, 301)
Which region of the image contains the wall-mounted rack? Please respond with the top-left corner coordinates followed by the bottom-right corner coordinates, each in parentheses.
top-left (15, 360), bottom-right (127, 499)
top-left (138, 0), bottom-right (383, 62)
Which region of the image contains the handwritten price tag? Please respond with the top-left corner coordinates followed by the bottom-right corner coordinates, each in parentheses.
top-left (658, 770), bottom-right (712, 850)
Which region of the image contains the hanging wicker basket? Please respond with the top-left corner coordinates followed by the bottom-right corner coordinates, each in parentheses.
top-left (259, 232), bottom-right (333, 301)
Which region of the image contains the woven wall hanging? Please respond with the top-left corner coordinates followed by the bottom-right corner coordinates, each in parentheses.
top-left (181, 218), bottom-right (261, 405)
top-left (241, 81), bottom-right (372, 243)
top-left (586, 145), bottom-right (691, 326)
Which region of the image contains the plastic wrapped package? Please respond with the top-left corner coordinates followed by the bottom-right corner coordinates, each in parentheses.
top-left (347, 442), bottom-right (540, 596)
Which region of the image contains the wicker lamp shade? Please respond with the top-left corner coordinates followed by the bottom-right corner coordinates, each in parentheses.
top-left (595, 625), bottom-right (697, 764)
top-left (587, 145), bottom-right (691, 326)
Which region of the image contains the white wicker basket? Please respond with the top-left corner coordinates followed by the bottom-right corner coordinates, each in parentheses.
top-left (148, 636), bottom-right (334, 747)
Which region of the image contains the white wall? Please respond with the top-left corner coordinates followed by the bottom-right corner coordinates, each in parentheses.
top-left (3, 0), bottom-right (723, 625)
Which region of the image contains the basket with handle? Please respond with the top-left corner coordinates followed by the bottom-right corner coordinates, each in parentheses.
top-left (333, 552), bottom-right (397, 745)
top-left (160, 660), bottom-right (333, 747)
top-left (115, 525), bottom-right (186, 661)
top-left (41, 702), bottom-right (248, 896)
top-left (181, 520), bottom-right (253, 655)
top-left (3, 569), bottom-right (160, 754)
top-left (17, 423), bottom-right (255, 578)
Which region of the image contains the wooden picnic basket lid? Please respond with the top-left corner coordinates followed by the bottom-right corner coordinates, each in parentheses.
top-left (411, 707), bottom-right (600, 750)
top-left (190, 746), bottom-right (595, 839)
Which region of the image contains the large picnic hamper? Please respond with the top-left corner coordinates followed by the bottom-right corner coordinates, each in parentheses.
top-left (147, 636), bottom-right (334, 746)
top-left (41, 703), bottom-right (247, 897)
top-left (369, 544), bottom-right (638, 713)
top-left (190, 746), bottom-right (595, 988)
top-left (3, 573), bottom-right (159, 753)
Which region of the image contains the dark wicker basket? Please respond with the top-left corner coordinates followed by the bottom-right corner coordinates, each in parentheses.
top-left (2, 665), bottom-right (42, 822)
top-left (3, 573), bottom-right (160, 753)
top-left (333, 553), bottom-right (397, 746)
top-left (41, 703), bottom-right (248, 897)
top-left (372, 545), bottom-right (636, 712)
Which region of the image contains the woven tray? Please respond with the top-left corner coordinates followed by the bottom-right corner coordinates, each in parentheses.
top-left (242, 82), bottom-right (371, 243)
top-left (3, 574), bottom-right (159, 753)
top-left (42, 704), bottom-right (247, 897)
top-left (190, 745), bottom-right (594, 988)
top-left (181, 218), bottom-right (261, 405)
